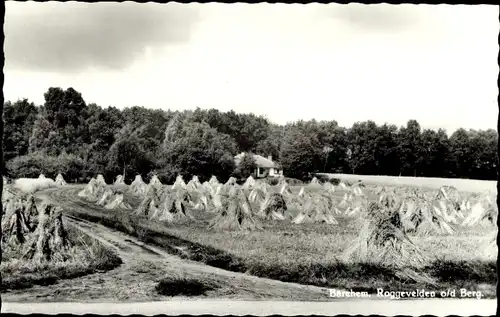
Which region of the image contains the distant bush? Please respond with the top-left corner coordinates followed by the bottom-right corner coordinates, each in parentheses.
top-left (263, 177), bottom-right (304, 186)
top-left (153, 168), bottom-right (180, 185)
top-left (6, 152), bottom-right (85, 182)
top-left (234, 153), bottom-right (257, 179)
top-left (313, 174), bottom-right (341, 185)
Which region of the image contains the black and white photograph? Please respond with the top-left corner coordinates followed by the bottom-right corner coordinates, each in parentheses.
top-left (1, 2), bottom-right (498, 315)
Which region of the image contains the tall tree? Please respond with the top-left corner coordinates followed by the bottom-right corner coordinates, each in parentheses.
top-left (161, 121), bottom-right (237, 182)
top-left (108, 136), bottom-right (145, 180)
top-left (280, 125), bottom-right (322, 179)
top-left (162, 111), bottom-right (189, 150)
top-left (374, 124), bottom-right (400, 176)
top-left (3, 99), bottom-right (38, 160)
top-left (315, 121), bottom-right (349, 173)
top-left (467, 129), bottom-right (497, 180)
top-left (29, 87), bottom-right (88, 155)
top-left (28, 110), bottom-right (59, 156)
top-left (346, 121), bottom-right (380, 174)
top-left (192, 108), bottom-right (271, 152)
top-left (235, 152), bottom-right (257, 179)
top-left (449, 128), bottom-right (471, 178)
top-left (255, 123), bottom-right (284, 160)
top-left (397, 120), bottom-right (423, 176)
top-left (418, 128), bottom-right (452, 178)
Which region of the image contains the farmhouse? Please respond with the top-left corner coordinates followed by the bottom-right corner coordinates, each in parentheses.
top-left (234, 152), bottom-right (284, 178)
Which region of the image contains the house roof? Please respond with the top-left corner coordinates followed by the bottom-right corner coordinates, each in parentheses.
top-left (234, 153), bottom-right (280, 169)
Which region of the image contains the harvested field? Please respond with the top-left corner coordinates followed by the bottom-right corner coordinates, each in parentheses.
top-left (322, 173), bottom-right (496, 193)
top-left (1, 181), bottom-right (122, 291)
top-left (15, 173), bottom-right (495, 301)
top-left (1, 226), bottom-right (122, 291)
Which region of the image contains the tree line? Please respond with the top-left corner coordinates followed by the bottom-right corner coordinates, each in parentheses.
top-left (3, 87), bottom-right (498, 183)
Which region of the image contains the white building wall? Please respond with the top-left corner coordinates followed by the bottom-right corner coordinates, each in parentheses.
top-left (254, 167), bottom-right (283, 178)
top-left (269, 168), bottom-right (275, 177)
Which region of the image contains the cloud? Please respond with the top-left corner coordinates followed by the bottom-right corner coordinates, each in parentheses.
top-left (321, 3), bottom-right (433, 32)
top-left (4, 2), bottom-right (201, 72)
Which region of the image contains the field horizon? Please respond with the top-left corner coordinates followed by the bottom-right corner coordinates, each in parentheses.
top-left (321, 173), bottom-right (497, 193)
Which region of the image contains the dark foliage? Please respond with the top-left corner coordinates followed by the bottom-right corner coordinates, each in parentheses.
top-left (155, 277), bottom-right (218, 296)
top-left (234, 152), bottom-right (257, 179)
top-left (3, 87), bottom-right (498, 181)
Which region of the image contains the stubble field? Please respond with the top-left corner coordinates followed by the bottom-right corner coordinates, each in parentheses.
top-left (2, 173), bottom-right (497, 300)
top-left (139, 184), bottom-right (496, 296)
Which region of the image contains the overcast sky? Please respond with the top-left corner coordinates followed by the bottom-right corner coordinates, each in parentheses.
top-left (4, 2), bottom-right (498, 133)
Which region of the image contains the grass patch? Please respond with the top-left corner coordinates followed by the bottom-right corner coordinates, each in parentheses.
top-left (1, 227), bottom-right (122, 291)
top-left (426, 260), bottom-right (497, 283)
top-left (155, 276), bottom-right (219, 296)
